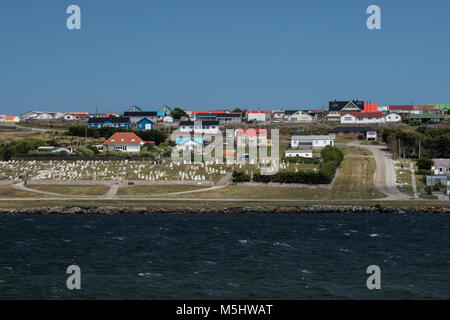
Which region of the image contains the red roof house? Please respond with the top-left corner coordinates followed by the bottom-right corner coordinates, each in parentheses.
top-left (103, 132), bottom-right (145, 153)
top-left (388, 105), bottom-right (414, 111)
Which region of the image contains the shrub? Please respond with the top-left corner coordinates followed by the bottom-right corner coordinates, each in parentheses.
top-left (320, 146), bottom-right (344, 165)
top-left (282, 156), bottom-right (320, 164)
top-left (76, 146), bottom-right (95, 156)
top-left (232, 171), bottom-right (251, 183)
top-left (417, 157), bottom-right (433, 171)
top-left (319, 160), bottom-right (338, 182)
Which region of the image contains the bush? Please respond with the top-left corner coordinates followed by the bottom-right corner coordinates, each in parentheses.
top-left (0, 138), bottom-right (45, 159)
top-left (320, 146), bottom-right (344, 165)
top-left (100, 151), bottom-right (131, 158)
top-left (282, 156), bottom-right (320, 164)
top-left (251, 169), bottom-right (332, 185)
top-left (417, 157), bottom-right (433, 171)
top-left (232, 171), bottom-right (251, 183)
top-left (76, 146), bottom-right (95, 156)
top-left (319, 160), bottom-right (338, 182)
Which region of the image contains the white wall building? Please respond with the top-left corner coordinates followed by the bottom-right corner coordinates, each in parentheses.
top-left (432, 159), bottom-right (450, 175)
top-left (291, 135), bottom-right (335, 149)
top-left (179, 120), bottom-right (220, 134)
top-left (340, 112), bottom-right (386, 124)
top-left (385, 113), bottom-right (402, 122)
top-left (246, 111), bottom-right (266, 122)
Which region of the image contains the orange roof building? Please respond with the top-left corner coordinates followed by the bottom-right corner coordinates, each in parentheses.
top-left (102, 132), bottom-right (145, 153)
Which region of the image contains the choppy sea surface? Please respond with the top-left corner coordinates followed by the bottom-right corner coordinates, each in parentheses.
top-left (0, 213), bottom-right (449, 299)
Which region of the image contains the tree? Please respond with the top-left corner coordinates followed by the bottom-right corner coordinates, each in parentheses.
top-left (135, 129), bottom-right (167, 146)
top-left (320, 145), bottom-right (344, 165)
top-left (417, 157), bottom-right (433, 171)
top-left (171, 108), bottom-right (188, 120)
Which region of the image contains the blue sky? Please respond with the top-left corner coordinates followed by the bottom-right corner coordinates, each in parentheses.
top-left (1, 0), bottom-right (449, 114)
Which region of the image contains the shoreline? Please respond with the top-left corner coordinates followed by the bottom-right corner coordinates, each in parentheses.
top-left (0, 205), bottom-right (449, 214)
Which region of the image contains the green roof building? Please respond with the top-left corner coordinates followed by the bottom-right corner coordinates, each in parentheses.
top-left (409, 113), bottom-right (442, 123)
top-left (438, 104), bottom-right (450, 111)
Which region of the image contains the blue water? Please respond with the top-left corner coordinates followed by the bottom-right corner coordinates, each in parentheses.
top-left (0, 213), bottom-right (449, 299)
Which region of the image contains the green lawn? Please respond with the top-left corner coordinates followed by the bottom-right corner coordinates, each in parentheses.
top-left (28, 185), bottom-right (110, 196)
top-left (340, 146), bottom-right (373, 156)
top-left (0, 185), bottom-right (51, 198)
top-left (117, 185), bottom-right (211, 197)
top-left (395, 169), bottom-right (414, 197)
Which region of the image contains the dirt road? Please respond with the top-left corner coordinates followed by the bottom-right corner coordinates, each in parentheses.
top-left (349, 142), bottom-right (410, 201)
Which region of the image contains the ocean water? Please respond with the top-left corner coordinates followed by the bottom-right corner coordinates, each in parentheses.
top-left (0, 213), bottom-right (449, 299)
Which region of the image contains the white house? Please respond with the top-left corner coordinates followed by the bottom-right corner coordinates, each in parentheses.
top-left (36, 112), bottom-right (62, 120)
top-left (340, 112), bottom-right (386, 124)
top-left (284, 110), bottom-right (313, 122)
top-left (284, 150), bottom-right (313, 158)
top-left (102, 132), bottom-right (146, 153)
top-left (179, 120), bottom-right (220, 134)
top-left (432, 159), bottom-right (450, 175)
top-left (63, 112), bottom-right (90, 120)
top-left (175, 137), bottom-right (204, 153)
top-left (385, 113), bottom-right (402, 122)
top-left (271, 109), bottom-right (285, 122)
top-left (163, 116), bottom-right (174, 123)
top-left (245, 110), bottom-right (266, 122)
top-left (291, 135), bottom-right (335, 149)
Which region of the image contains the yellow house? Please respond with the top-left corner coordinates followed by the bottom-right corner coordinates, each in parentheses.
top-left (5, 116), bottom-right (20, 123)
top-left (284, 110), bottom-right (313, 122)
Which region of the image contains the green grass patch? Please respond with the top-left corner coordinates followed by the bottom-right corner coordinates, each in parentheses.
top-left (28, 185), bottom-right (109, 196)
top-left (117, 185), bottom-right (211, 197)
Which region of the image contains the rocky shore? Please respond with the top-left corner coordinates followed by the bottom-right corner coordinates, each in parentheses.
top-left (0, 205), bottom-right (449, 214)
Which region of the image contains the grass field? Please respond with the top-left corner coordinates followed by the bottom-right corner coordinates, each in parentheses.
top-left (340, 146), bottom-right (373, 156)
top-left (169, 156), bottom-right (384, 200)
top-left (0, 185), bottom-right (51, 198)
top-left (0, 128), bottom-right (104, 145)
top-left (28, 185), bottom-right (109, 196)
top-left (117, 185), bottom-right (210, 197)
top-left (395, 168), bottom-right (414, 197)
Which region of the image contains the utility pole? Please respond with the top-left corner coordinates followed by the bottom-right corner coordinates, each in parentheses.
top-left (398, 138), bottom-right (401, 157)
top-left (418, 140), bottom-right (421, 158)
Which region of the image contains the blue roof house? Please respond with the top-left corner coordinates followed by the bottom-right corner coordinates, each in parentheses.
top-left (175, 137), bottom-right (204, 152)
top-left (136, 118), bottom-right (155, 131)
